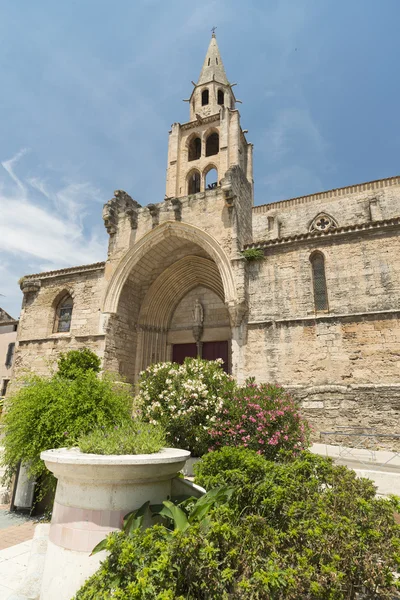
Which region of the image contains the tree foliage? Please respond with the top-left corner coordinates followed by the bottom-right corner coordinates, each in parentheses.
top-left (74, 449), bottom-right (400, 599)
top-left (57, 348), bottom-right (101, 380)
top-left (1, 350), bottom-right (133, 485)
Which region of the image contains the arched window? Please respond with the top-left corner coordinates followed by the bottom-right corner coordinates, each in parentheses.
top-left (55, 295), bottom-right (73, 332)
top-left (205, 167), bottom-right (218, 190)
top-left (217, 89), bottom-right (224, 105)
top-left (206, 132), bottom-right (219, 156)
top-left (310, 252), bottom-right (328, 311)
top-left (188, 137), bottom-right (201, 161)
top-left (188, 170), bottom-right (201, 195)
top-left (201, 89), bottom-right (209, 106)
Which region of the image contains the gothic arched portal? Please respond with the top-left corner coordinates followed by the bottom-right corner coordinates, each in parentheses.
top-left (102, 221), bottom-right (238, 382)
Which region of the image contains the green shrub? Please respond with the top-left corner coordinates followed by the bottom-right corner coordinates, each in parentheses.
top-left (208, 383), bottom-right (310, 459)
top-left (57, 348), bottom-right (101, 379)
top-left (241, 248), bottom-right (264, 261)
top-left (137, 358), bottom-right (235, 456)
top-left (1, 367), bottom-right (133, 485)
top-left (75, 449), bottom-right (400, 600)
top-left (77, 420), bottom-right (166, 455)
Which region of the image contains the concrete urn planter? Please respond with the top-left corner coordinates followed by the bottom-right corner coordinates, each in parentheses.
top-left (39, 447), bottom-right (190, 600)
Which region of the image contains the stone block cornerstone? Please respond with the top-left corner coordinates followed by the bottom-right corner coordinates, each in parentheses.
top-left (13, 34), bottom-right (400, 438)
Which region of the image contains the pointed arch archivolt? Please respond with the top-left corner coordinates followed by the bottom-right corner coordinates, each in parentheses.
top-left (102, 221), bottom-right (237, 314)
top-left (139, 255), bottom-right (223, 330)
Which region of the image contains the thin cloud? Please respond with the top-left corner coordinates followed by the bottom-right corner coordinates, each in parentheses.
top-left (1, 148), bottom-right (30, 192)
top-left (0, 149), bottom-right (106, 316)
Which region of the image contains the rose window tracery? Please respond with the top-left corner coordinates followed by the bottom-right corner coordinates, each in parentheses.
top-left (309, 213), bottom-right (338, 233)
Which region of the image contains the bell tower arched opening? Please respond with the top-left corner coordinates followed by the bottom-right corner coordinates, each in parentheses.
top-left (187, 169), bottom-right (201, 194)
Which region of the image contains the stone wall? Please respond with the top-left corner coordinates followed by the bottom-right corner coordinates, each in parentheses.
top-left (13, 266), bottom-right (105, 380)
top-left (241, 219), bottom-right (400, 438)
top-left (252, 176), bottom-right (400, 242)
top-left (290, 384), bottom-right (400, 443)
top-left (247, 228), bottom-right (400, 320)
top-left (244, 314), bottom-right (400, 387)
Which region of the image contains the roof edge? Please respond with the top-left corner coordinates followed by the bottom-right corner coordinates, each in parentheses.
top-left (253, 175), bottom-right (400, 213)
top-left (22, 261), bottom-right (106, 281)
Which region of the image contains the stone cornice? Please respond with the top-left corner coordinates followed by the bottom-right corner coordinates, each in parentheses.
top-left (248, 308), bottom-right (400, 328)
top-left (245, 216), bottom-right (400, 250)
top-left (18, 334), bottom-right (105, 345)
top-left (0, 320), bottom-right (18, 327)
top-left (22, 262), bottom-right (105, 281)
top-left (180, 113), bottom-right (220, 131)
top-left (253, 175), bottom-right (400, 213)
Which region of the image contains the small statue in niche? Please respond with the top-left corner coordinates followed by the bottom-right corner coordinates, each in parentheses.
top-left (192, 298), bottom-right (204, 326)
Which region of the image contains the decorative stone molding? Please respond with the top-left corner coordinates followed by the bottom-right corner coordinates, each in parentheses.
top-left (139, 255), bottom-right (223, 330)
top-left (227, 299), bottom-right (248, 327)
top-left (247, 308), bottom-right (400, 328)
top-left (309, 213), bottom-right (338, 233)
top-left (20, 279), bottom-right (41, 294)
top-left (21, 262), bottom-right (105, 281)
top-left (245, 216), bottom-right (400, 251)
top-left (181, 113), bottom-right (220, 131)
top-left (147, 203), bottom-right (160, 228)
top-left (102, 221), bottom-right (238, 315)
top-left (170, 198), bottom-right (182, 221)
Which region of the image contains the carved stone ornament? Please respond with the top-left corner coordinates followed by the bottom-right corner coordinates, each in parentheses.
top-left (309, 213), bottom-right (338, 233)
top-left (227, 299), bottom-right (248, 327)
top-left (102, 190), bottom-right (141, 235)
top-left (20, 279), bottom-right (41, 294)
top-left (171, 198), bottom-right (182, 221)
top-left (192, 298), bottom-right (204, 326)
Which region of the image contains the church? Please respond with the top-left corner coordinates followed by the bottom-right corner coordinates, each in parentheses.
top-left (13, 34), bottom-right (400, 437)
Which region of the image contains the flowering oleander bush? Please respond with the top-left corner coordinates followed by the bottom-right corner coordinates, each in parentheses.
top-left (208, 382), bottom-right (310, 459)
top-left (137, 358), bottom-right (235, 456)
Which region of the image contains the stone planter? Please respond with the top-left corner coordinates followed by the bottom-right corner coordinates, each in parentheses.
top-left (181, 456), bottom-right (201, 477)
top-left (39, 447), bottom-right (190, 600)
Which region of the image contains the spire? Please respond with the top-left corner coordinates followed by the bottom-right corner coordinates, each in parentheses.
top-left (197, 33), bottom-right (229, 86)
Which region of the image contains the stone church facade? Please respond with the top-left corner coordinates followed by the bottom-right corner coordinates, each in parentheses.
top-left (14, 35), bottom-right (400, 437)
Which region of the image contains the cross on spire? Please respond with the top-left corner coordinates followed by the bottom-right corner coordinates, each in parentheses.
top-left (211, 26), bottom-right (217, 37)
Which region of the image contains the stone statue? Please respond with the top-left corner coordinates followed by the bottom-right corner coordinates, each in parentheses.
top-left (192, 299), bottom-right (204, 325)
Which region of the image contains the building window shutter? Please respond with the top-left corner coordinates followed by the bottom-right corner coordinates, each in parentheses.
top-left (5, 343), bottom-right (15, 368)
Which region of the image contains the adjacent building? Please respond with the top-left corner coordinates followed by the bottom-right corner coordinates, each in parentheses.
top-left (0, 308), bottom-right (17, 400)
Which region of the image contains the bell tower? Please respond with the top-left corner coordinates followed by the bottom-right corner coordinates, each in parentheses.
top-left (165, 33), bottom-right (253, 200)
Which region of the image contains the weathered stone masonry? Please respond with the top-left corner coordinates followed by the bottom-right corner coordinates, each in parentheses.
top-left (11, 34), bottom-right (400, 442)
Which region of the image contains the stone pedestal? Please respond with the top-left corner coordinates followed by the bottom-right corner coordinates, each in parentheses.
top-left (39, 447), bottom-right (190, 600)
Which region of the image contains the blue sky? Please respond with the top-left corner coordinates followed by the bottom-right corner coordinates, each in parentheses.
top-left (1, 0), bottom-right (400, 318)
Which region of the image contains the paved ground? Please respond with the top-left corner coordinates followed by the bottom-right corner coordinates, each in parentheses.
top-left (0, 504), bottom-right (36, 598)
top-left (0, 505), bottom-right (36, 551)
top-left (0, 539), bottom-right (32, 600)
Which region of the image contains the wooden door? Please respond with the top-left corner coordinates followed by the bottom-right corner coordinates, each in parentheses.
top-left (202, 341), bottom-right (229, 372)
top-left (172, 343), bottom-right (197, 364)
